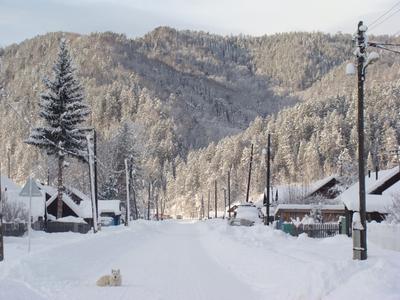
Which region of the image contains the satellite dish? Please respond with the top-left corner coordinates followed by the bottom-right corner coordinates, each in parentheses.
top-left (346, 63), bottom-right (356, 75)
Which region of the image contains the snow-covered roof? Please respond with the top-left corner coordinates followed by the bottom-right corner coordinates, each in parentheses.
top-left (67, 186), bottom-right (91, 202)
top-left (1, 175), bottom-right (20, 191)
top-left (260, 175), bottom-right (342, 205)
top-left (46, 191), bottom-right (93, 219)
top-left (274, 204), bottom-right (344, 214)
top-left (307, 175), bottom-right (338, 196)
top-left (98, 200), bottom-right (121, 215)
top-left (367, 167), bottom-right (399, 194)
top-left (36, 182), bottom-right (57, 196)
top-left (337, 167), bottom-right (399, 213)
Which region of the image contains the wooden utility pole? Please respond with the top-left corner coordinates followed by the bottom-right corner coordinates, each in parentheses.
top-left (155, 193), bottom-right (159, 221)
top-left (0, 162), bottom-right (4, 261)
top-left (354, 21), bottom-right (367, 260)
top-left (132, 188), bottom-right (138, 220)
top-left (124, 158), bottom-right (130, 226)
top-left (93, 130), bottom-right (98, 220)
top-left (207, 190), bottom-right (210, 219)
top-left (7, 150), bottom-right (11, 179)
top-left (245, 144), bottom-right (254, 203)
top-left (200, 195), bottom-right (204, 219)
top-left (127, 155), bottom-right (138, 220)
top-left (214, 180), bottom-right (218, 218)
top-left (223, 188), bottom-right (226, 219)
top-left (265, 134), bottom-right (271, 225)
top-left (147, 182), bottom-right (151, 220)
top-left (87, 135), bottom-right (98, 233)
top-left (227, 170), bottom-right (231, 218)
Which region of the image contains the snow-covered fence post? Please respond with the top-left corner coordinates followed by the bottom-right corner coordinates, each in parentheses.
top-left (87, 135), bottom-right (98, 233)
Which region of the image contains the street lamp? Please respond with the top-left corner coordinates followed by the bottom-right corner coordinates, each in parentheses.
top-left (347, 21), bottom-right (379, 260)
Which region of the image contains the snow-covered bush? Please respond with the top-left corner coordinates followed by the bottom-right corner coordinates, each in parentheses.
top-left (2, 200), bottom-right (28, 223)
top-left (309, 204), bottom-right (323, 223)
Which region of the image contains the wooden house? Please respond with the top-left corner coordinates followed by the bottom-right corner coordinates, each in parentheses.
top-left (37, 183), bottom-right (93, 226)
top-left (336, 167), bottom-right (400, 235)
top-left (274, 204), bottom-right (345, 223)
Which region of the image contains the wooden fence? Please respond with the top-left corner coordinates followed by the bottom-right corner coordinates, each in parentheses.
top-left (300, 223), bottom-right (340, 238)
top-left (3, 222), bottom-right (27, 237)
top-left (277, 222), bottom-right (340, 238)
top-left (46, 221), bottom-right (90, 234)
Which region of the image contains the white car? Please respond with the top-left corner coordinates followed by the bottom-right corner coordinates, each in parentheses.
top-left (229, 203), bottom-right (260, 226)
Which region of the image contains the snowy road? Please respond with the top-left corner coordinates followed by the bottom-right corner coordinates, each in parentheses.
top-left (1, 220), bottom-right (400, 300)
top-left (0, 221), bottom-right (261, 300)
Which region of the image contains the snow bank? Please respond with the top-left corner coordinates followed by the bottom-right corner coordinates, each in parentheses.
top-left (368, 222), bottom-right (400, 252)
top-left (198, 219), bottom-right (400, 300)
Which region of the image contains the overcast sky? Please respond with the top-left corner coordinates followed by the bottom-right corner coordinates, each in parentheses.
top-left (1, 0), bottom-right (399, 46)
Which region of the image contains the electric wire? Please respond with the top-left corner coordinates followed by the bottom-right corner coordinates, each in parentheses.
top-left (368, 1), bottom-right (400, 27)
top-left (369, 42), bottom-right (400, 47)
top-left (369, 6), bottom-right (400, 32)
top-left (369, 43), bottom-right (400, 54)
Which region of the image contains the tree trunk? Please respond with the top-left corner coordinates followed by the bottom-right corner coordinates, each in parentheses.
top-left (147, 182), bottom-right (151, 220)
top-left (132, 189), bottom-right (138, 220)
top-left (56, 155), bottom-right (64, 219)
top-left (155, 194), bottom-right (159, 221)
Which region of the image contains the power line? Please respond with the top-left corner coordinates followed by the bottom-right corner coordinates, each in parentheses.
top-left (369, 6), bottom-right (400, 32)
top-left (369, 42), bottom-right (400, 47)
top-left (368, 1), bottom-right (400, 27)
top-left (369, 43), bottom-right (400, 54)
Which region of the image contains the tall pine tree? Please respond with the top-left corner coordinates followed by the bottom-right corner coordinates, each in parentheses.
top-left (26, 39), bottom-right (90, 218)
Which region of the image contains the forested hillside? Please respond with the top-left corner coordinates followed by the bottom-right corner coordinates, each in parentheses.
top-left (166, 35), bottom-right (400, 215)
top-left (0, 27), bottom-right (398, 216)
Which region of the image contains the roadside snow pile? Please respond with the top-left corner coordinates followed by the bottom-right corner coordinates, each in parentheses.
top-left (197, 219), bottom-right (400, 300)
top-left (368, 221), bottom-right (400, 252)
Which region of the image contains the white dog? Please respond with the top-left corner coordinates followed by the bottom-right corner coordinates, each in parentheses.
top-left (96, 269), bottom-right (122, 287)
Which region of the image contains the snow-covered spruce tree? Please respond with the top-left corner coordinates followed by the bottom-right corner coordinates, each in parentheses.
top-left (99, 175), bottom-right (118, 200)
top-left (26, 39), bottom-right (90, 219)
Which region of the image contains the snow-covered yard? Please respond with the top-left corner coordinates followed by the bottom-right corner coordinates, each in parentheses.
top-left (0, 220), bottom-right (399, 300)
